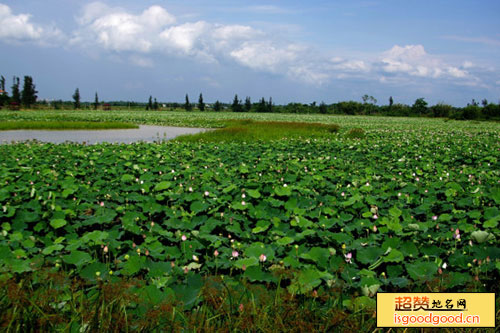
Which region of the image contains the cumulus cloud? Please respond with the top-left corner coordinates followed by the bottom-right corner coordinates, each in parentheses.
top-left (329, 57), bottom-right (370, 72)
top-left (0, 4), bottom-right (63, 45)
top-left (72, 2), bottom-right (310, 74)
top-left (72, 3), bottom-right (176, 53)
top-left (3, 1), bottom-right (474, 87)
top-left (378, 44), bottom-right (468, 79)
top-left (230, 41), bottom-right (303, 72)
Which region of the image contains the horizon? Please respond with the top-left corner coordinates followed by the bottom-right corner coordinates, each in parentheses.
top-left (1, 1), bottom-right (499, 107)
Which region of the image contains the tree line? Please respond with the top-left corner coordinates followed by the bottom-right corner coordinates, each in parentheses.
top-left (1, 75), bottom-right (498, 120)
top-left (0, 75), bottom-right (37, 109)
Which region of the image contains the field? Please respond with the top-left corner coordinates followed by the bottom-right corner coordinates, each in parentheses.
top-left (0, 109), bottom-right (499, 331)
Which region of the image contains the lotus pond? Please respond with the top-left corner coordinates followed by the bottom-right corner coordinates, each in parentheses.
top-left (0, 113), bottom-right (499, 331)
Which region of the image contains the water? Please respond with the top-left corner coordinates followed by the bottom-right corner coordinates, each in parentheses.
top-left (0, 125), bottom-right (207, 144)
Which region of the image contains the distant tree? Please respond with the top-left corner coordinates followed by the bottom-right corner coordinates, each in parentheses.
top-left (362, 94), bottom-right (377, 104)
top-left (481, 99), bottom-right (488, 107)
top-left (198, 93), bottom-right (205, 111)
top-left (468, 99), bottom-right (479, 107)
top-left (461, 105), bottom-right (480, 120)
top-left (94, 92), bottom-right (99, 110)
top-left (482, 103), bottom-right (500, 119)
top-left (256, 97), bottom-right (267, 113)
top-left (11, 77), bottom-right (21, 105)
top-left (21, 76), bottom-right (37, 108)
top-left (72, 88), bottom-right (80, 109)
top-left (411, 98), bottom-right (428, 115)
top-left (146, 96), bottom-right (153, 110)
top-left (0, 76), bottom-right (5, 92)
top-left (267, 97), bottom-right (273, 113)
top-left (430, 103), bottom-right (453, 118)
top-left (213, 100), bottom-right (222, 112)
top-left (244, 96), bottom-right (252, 112)
top-left (153, 98), bottom-right (159, 110)
top-left (184, 94), bottom-right (192, 111)
top-left (0, 76), bottom-right (8, 108)
top-left (319, 101), bottom-right (327, 114)
top-left (389, 96), bottom-right (394, 107)
top-left (231, 94), bottom-right (242, 112)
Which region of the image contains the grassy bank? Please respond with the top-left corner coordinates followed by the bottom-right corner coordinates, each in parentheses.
top-left (0, 120), bottom-right (139, 131)
top-left (175, 119), bottom-right (340, 142)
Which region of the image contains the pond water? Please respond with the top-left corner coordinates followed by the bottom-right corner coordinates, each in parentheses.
top-left (0, 125), bottom-right (208, 144)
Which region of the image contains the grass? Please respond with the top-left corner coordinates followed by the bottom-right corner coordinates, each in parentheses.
top-left (0, 120), bottom-right (139, 131)
top-left (0, 270), bottom-right (375, 332)
top-left (174, 119), bottom-right (340, 142)
top-left (2, 271), bottom-right (497, 332)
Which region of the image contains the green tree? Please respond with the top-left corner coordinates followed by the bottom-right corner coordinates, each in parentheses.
top-left (256, 97), bottom-right (267, 113)
top-left (21, 76), bottom-right (38, 108)
top-left (319, 101), bottom-right (327, 114)
top-left (213, 100), bottom-right (222, 112)
top-left (389, 96), bottom-right (394, 107)
top-left (94, 92), bottom-right (99, 110)
top-left (267, 97), bottom-right (273, 113)
top-left (430, 103), bottom-right (453, 118)
top-left (244, 96), bottom-right (252, 112)
top-left (0, 76), bottom-right (8, 108)
top-left (146, 96), bottom-right (153, 110)
top-left (231, 94), bottom-right (242, 112)
top-left (198, 93), bottom-right (205, 111)
top-left (153, 98), bottom-right (159, 110)
top-left (411, 98), bottom-right (428, 115)
top-left (184, 94), bottom-right (192, 111)
top-left (72, 88), bottom-right (80, 109)
top-left (362, 94), bottom-right (377, 104)
top-left (11, 77), bottom-right (21, 105)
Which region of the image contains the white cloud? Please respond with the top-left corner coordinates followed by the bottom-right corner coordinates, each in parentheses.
top-left (69, 4), bottom-right (488, 87)
top-left (72, 3), bottom-right (175, 53)
top-left (230, 41), bottom-right (302, 72)
top-left (378, 44), bottom-right (469, 79)
top-left (160, 21), bottom-right (208, 54)
top-left (330, 57), bottom-right (370, 72)
top-left (0, 4), bottom-right (63, 45)
top-left (288, 65), bottom-right (330, 85)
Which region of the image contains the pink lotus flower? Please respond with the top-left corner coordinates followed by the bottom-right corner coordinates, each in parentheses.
top-left (373, 225), bottom-right (377, 232)
top-left (232, 250), bottom-right (239, 258)
top-left (100, 202), bottom-right (104, 207)
top-left (259, 254), bottom-right (267, 262)
top-left (181, 235), bottom-right (187, 241)
top-left (239, 303), bottom-right (244, 312)
top-left (372, 214), bottom-right (378, 220)
top-left (453, 228), bottom-right (460, 240)
top-left (103, 246), bottom-right (108, 253)
top-left (344, 252), bottom-right (352, 264)
top-left (214, 250), bottom-right (219, 257)
top-left (432, 215), bottom-right (438, 221)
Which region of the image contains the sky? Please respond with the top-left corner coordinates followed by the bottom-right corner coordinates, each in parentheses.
top-left (0, 0), bottom-right (499, 106)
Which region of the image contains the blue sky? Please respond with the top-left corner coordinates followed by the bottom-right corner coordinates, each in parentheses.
top-left (1, 0), bottom-right (499, 106)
